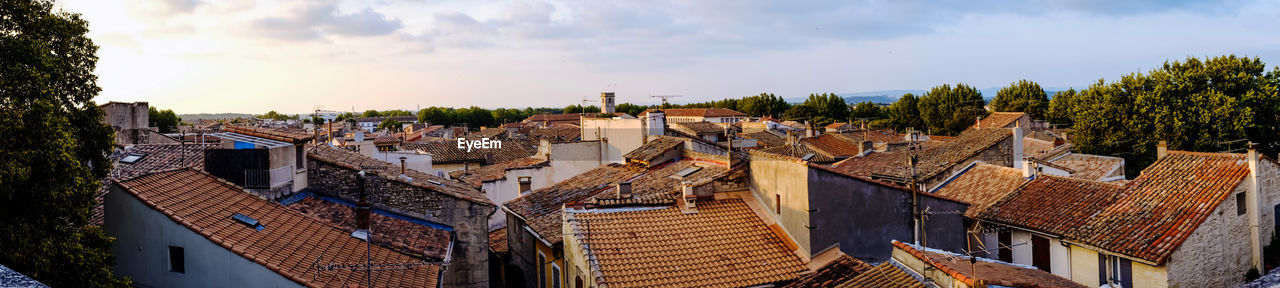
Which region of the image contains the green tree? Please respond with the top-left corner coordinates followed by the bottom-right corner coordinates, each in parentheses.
top-left (1046, 89), bottom-right (1078, 125)
top-left (738, 93), bottom-right (791, 118)
top-left (990, 79), bottom-right (1049, 119)
top-left (381, 110), bottom-right (414, 117)
top-left (614, 103), bottom-right (650, 116)
top-left (361, 109), bottom-right (380, 117)
top-left (377, 118), bottom-right (402, 132)
top-left (417, 107), bottom-right (455, 126)
top-left (563, 105), bottom-right (600, 114)
top-left (0, 0), bottom-right (131, 286)
top-left (783, 105), bottom-right (818, 122)
top-left (801, 93), bottom-right (849, 121)
top-left (887, 93), bottom-right (924, 131)
top-left (850, 101), bottom-right (884, 120)
top-left (148, 106), bottom-right (181, 133)
top-left (917, 83), bottom-right (987, 135)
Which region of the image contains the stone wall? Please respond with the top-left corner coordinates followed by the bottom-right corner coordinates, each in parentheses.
top-left (1166, 184), bottom-right (1252, 288)
top-left (308, 159), bottom-right (493, 288)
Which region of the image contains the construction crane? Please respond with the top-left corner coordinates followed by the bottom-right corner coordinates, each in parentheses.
top-left (650, 94), bottom-right (682, 106)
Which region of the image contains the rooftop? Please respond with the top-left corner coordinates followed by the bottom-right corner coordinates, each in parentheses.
top-left (489, 227), bottom-right (508, 254)
top-left (800, 134), bottom-right (864, 157)
top-left (779, 254), bottom-right (873, 288)
top-left (973, 112), bottom-right (1026, 130)
top-left (892, 240), bottom-right (1087, 288)
top-left (401, 139), bottom-right (536, 164)
top-left (637, 108), bottom-right (748, 118)
top-left (448, 157), bottom-right (549, 188)
top-left (671, 121), bottom-right (725, 134)
top-left (931, 163), bottom-right (1027, 218)
top-left (94, 144), bottom-right (214, 225)
top-left (621, 136), bottom-right (685, 163)
top-left (224, 125), bottom-right (315, 144)
top-left (566, 199), bottom-right (806, 288)
top-left (834, 127), bottom-right (1012, 181)
top-left (308, 145), bottom-right (492, 206)
top-left (528, 124), bottom-right (582, 142)
top-left (0, 264), bottom-right (47, 288)
top-left (114, 169), bottom-right (440, 287)
top-left (741, 131), bottom-right (786, 147)
top-left (281, 192), bottom-right (453, 261)
top-left (976, 175), bottom-right (1124, 236)
top-left (836, 262), bottom-right (925, 288)
top-left (1049, 153), bottom-right (1125, 181)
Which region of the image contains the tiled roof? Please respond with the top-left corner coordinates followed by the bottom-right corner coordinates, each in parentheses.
top-left (448, 157), bottom-right (549, 188)
top-left (1050, 153), bottom-right (1124, 181)
top-left (284, 194), bottom-right (452, 260)
top-left (0, 264), bottom-right (47, 288)
top-left (977, 175), bottom-right (1124, 235)
top-left (489, 227), bottom-right (508, 254)
top-left (94, 144), bottom-right (213, 225)
top-left (837, 262), bottom-right (924, 288)
top-left (467, 128), bottom-right (506, 139)
top-left (528, 124), bottom-right (582, 142)
top-left (523, 113), bottom-right (584, 123)
top-left (824, 122), bottom-right (851, 130)
top-left (401, 139), bottom-right (536, 164)
top-left (1023, 137), bottom-right (1056, 160)
top-left (756, 142), bottom-right (836, 163)
top-left (1068, 151), bottom-right (1250, 263)
top-left (372, 134), bottom-right (400, 145)
top-left (973, 112), bottom-right (1025, 130)
top-left (504, 160), bottom-right (730, 245)
top-left (115, 169), bottom-right (439, 287)
top-left (622, 136), bottom-right (685, 163)
top-left (780, 254), bottom-right (874, 288)
top-left (566, 199), bottom-right (806, 288)
top-left (308, 145), bottom-right (493, 206)
top-left (932, 163), bottom-right (1027, 218)
top-left (637, 108), bottom-right (747, 118)
top-left (224, 126), bottom-right (314, 144)
top-left (838, 129), bottom-right (902, 144)
top-left (672, 121), bottom-right (725, 134)
top-left (892, 240), bottom-right (1087, 288)
top-left (835, 128), bottom-right (1011, 181)
top-left (801, 134), bottom-right (863, 157)
top-left (742, 131), bottom-right (786, 147)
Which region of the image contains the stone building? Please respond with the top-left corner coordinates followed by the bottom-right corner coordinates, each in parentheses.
top-left (306, 145), bottom-right (494, 288)
top-left (100, 101), bottom-right (178, 145)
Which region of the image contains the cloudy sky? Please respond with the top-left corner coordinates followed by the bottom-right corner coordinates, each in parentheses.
top-left (57, 0), bottom-right (1280, 114)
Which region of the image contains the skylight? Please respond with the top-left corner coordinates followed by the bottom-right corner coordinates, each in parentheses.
top-left (674, 167), bottom-right (702, 178)
top-left (120, 154), bottom-right (145, 164)
top-left (231, 213), bottom-right (265, 231)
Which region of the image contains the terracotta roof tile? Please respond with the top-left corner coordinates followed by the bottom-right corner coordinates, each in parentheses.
top-left (1067, 151), bottom-right (1250, 263)
top-left (528, 124), bottom-right (582, 142)
top-left (115, 169), bottom-right (439, 287)
top-left (780, 254), bottom-right (873, 288)
top-left (1049, 153), bottom-right (1125, 181)
top-left (741, 131), bottom-right (786, 147)
top-left (372, 134), bottom-right (400, 145)
top-left (448, 157), bottom-right (549, 188)
top-left (801, 134), bottom-right (864, 157)
top-left (834, 128), bottom-right (1011, 181)
top-left (932, 163), bottom-right (1028, 217)
top-left (973, 112), bottom-right (1026, 130)
top-left (308, 145), bottom-right (492, 206)
top-left (638, 108), bottom-right (747, 118)
top-left (671, 121), bottom-right (725, 134)
top-left (401, 139), bottom-right (536, 164)
top-left (489, 227), bottom-right (508, 254)
top-left (567, 199), bottom-right (806, 288)
top-left (94, 144), bottom-right (214, 226)
top-left (224, 126), bottom-right (315, 144)
top-left (622, 136), bottom-right (685, 163)
top-left (892, 240), bottom-right (1086, 288)
top-left (755, 142), bottom-right (837, 163)
top-left (977, 175), bottom-right (1124, 235)
top-left (836, 262), bottom-right (924, 288)
top-left (837, 129), bottom-right (902, 144)
top-left (284, 194), bottom-right (452, 260)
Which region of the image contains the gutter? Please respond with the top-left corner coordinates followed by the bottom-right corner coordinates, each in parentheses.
top-left (437, 234), bottom-right (454, 288)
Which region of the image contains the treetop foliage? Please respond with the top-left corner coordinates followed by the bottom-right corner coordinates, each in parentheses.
top-left (990, 79), bottom-right (1049, 119)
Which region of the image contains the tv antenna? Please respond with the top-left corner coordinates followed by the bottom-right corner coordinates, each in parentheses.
top-left (650, 94), bottom-right (682, 105)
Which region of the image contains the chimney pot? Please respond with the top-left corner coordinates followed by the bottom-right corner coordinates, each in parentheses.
top-left (1157, 141), bottom-right (1168, 160)
top-left (616, 181), bottom-right (633, 199)
top-left (399, 156), bottom-right (407, 175)
top-left (682, 181), bottom-right (696, 209)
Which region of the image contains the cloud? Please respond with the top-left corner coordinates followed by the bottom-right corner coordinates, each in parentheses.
top-left (249, 1), bottom-right (403, 41)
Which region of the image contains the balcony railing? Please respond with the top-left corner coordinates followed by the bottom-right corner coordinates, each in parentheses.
top-left (244, 165), bottom-right (294, 189)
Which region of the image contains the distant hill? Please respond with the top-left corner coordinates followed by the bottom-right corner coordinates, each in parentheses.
top-left (178, 113), bottom-right (255, 120)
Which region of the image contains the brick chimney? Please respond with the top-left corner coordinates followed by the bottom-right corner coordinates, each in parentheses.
top-left (1157, 141), bottom-right (1168, 160)
top-left (616, 181), bottom-right (633, 199)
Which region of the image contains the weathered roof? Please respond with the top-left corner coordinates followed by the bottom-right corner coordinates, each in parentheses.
top-left (94, 144), bottom-right (214, 225)
top-left (892, 240), bottom-right (1087, 288)
top-left (1068, 151), bottom-right (1251, 264)
top-left (115, 169), bottom-right (440, 287)
top-left (801, 134), bottom-right (863, 157)
top-left (756, 142), bottom-right (836, 163)
top-left (835, 128), bottom-right (1012, 181)
top-left (224, 125), bottom-right (314, 144)
top-left (489, 227), bottom-right (508, 254)
top-left (308, 145), bottom-right (493, 206)
top-left (0, 264), bottom-right (47, 288)
top-left (977, 175), bottom-right (1124, 236)
top-left (638, 108), bottom-right (748, 118)
top-left (780, 254), bottom-right (874, 288)
top-left (401, 139), bottom-right (536, 164)
top-left (1023, 137), bottom-right (1056, 160)
top-left (622, 136), bottom-right (685, 163)
top-left (352, 116), bottom-right (417, 123)
top-left (528, 124), bottom-right (582, 142)
top-left (566, 199), bottom-right (806, 288)
top-left (741, 131), bottom-right (786, 147)
top-left (824, 122), bottom-right (851, 130)
top-left (283, 193), bottom-right (452, 260)
top-left (1050, 153), bottom-right (1125, 181)
top-left (932, 163), bottom-right (1027, 218)
top-left (467, 127), bottom-right (506, 139)
top-left (372, 134), bottom-right (400, 145)
top-left (837, 262), bottom-right (924, 288)
top-left (448, 157), bottom-right (549, 188)
top-left (838, 129), bottom-right (902, 144)
top-left (973, 112), bottom-right (1025, 130)
top-left (671, 121), bottom-right (725, 134)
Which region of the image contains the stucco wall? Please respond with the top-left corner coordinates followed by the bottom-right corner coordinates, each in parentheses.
top-left (747, 153), bottom-right (811, 256)
top-left (506, 214), bottom-right (540, 288)
top-left (482, 166), bottom-right (552, 230)
top-left (807, 166), bottom-right (969, 263)
top-left (1011, 231), bottom-right (1033, 266)
top-left (308, 160), bottom-right (492, 288)
top-left (581, 118), bottom-right (644, 164)
top-left (1165, 184), bottom-right (1252, 288)
top-left (1070, 247), bottom-right (1100, 286)
top-left (1132, 261), bottom-right (1168, 288)
top-left (549, 141), bottom-right (604, 183)
top-left (105, 185), bottom-right (303, 288)
top-left (1050, 238), bottom-right (1072, 279)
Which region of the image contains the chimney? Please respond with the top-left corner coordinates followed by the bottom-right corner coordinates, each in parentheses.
top-left (616, 181), bottom-right (633, 199)
top-left (804, 121), bottom-right (814, 137)
top-left (1247, 142), bottom-right (1263, 272)
top-left (681, 181), bottom-right (697, 211)
top-left (536, 138), bottom-right (551, 160)
top-left (1157, 141), bottom-right (1168, 160)
top-left (354, 172), bottom-right (370, 240)
top-left (1011, 126), bottom-right (1024, 170)
top-left (786, 131), bottom-right (800, 145)
top-left (1021, 157), bottom-right (1036, 178)
top-left (975, 116), bottom-right (982, 129)
top-left (859, 141), bottom-right (874, 157)
top-left (399, 156), bottom-right (407, 175)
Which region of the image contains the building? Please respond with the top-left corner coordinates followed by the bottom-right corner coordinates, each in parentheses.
top-left (203, 126), bottom-right (315, 200)
top-left (887, 240), bottom-right (1087, 288)
top-left (600, 92), bottom-right (615, 114)
top-left (637, 108), bottom-right (748, 123)
top-left (306, 145), bottom-right (495, 287)
top-left (580, 117), bottom-right (649, 164)
top-left (831, 126), bottom-right (1019, 190)
top-left (100, 101), bottom-right (179, 145)
top-left (401, 140), bottom-right (538, 173)
top-left (669, 121), bottom-right (728, 142)
top-left (353, 116), bottom-right (418, 131)
top-left (450, 157), bottom-right (552, 229)
top-left (105, 169), bottom-right (442, 287)
top-left (824, 122), bottom-right (855, 133)
top-left (93, 143), bottom-right (214, 226)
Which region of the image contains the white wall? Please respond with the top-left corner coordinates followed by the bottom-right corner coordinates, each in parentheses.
top-left (105, 186), bottom-right (302, 288)
top-left (1050, 238), bottom-right (1072, 279)
top-left (482, 166), bottom-right (554, 230)
top-left (580, 118), bottom-right (645, 164)
top-left (1012, 231), bottom-right (1033, 266)
top-left (549, 141), bottom-right (604, 183)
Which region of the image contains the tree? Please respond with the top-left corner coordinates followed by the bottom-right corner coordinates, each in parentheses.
top-left (255, 110), bottom-right (296, 122)
top-left (783, 105), bottom-right (817, 122)
top-left (801, 93), bottom-right (849, 121)
top-left (0, 0), bottom-right (131, 286)
top-left (418, 107), bottom-right (455, 126)
top-left (1046, 89), bottom-right (1078, 125)
top-left (917, 83), bottom-right (986, 135)
top-left (990, 79), bottom-right (1049, 119)
top-left (563, 105), bottom-right (600, 114)
top-left (361, 110), bottom-right (380, 117)
top-left (148, 106), bottom-right (180, 133)
top-left (377, 118), bottom-right (402, 132)
top-left (614, 103), bottom-right (650, 116)
top-left (738, 93), bottom-right (791, 118)
top-left (887, 93), bottom-right (923, 131)
top-left (850, 101), bottom-right (884, 120)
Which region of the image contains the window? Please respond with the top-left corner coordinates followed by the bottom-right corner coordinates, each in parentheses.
top-left (1239, 192), bottom-right (1248, 216)
top-left (552, 264), bottom-right (561, 288)
top-left (168, 246), bottom-right (185, 274)
top-left (519, 176), bottom-right (532, 194)
top-left (775, 194), bottom-right (781, 214)
top-left (575, 275), bottom-right (583, 288)
top-left (537, 253), bottom-right (546, 288)
top-left (1099, 255), bottom-right (1132, 287)
top-left (295, 146), bottom-right (304, 170)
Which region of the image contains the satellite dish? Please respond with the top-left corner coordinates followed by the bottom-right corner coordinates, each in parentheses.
top-left (354, 131), bottom-right (365, 143)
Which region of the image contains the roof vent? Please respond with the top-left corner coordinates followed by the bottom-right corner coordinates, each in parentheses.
top-left (800, 153), bottom-right (816, 161)
top-left (616, 181), bottom-right (633, 199)
top-left (120, 153), bottom-right (145, 164)
top-left (674, 167), bottom-right (702, 179)
top-left (427, 179), bottom-right (442, 186)
top-left (231, 213), bottom-right (265, 231)
top-left (351, 229), bottom-right (369, 241)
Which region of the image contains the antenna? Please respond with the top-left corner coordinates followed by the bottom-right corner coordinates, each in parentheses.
top-left (650, 94), bottom-right (682, 105)
top-left (581, 96), bottom-right (591, 114)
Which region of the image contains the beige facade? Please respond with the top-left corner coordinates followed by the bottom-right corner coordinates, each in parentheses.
top-left (748, 153), bottom-right (813, 257)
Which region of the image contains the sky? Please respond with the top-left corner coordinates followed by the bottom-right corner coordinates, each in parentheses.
top-left (56, 0), bottom-right (1280, 115)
